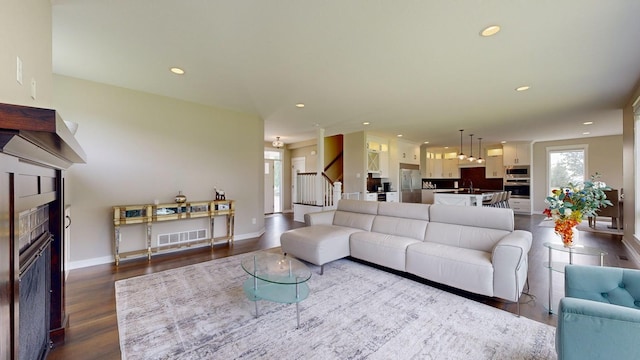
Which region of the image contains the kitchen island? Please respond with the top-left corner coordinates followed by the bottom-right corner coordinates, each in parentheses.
top-left (433, 189), bottom-right (497, 207)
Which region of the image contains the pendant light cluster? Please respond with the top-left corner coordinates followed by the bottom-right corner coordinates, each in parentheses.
top-left (457, 129), bottom-right (484, 163)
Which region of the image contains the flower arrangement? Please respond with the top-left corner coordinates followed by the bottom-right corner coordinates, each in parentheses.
top-left (543, 173), bottom-right (612, 246)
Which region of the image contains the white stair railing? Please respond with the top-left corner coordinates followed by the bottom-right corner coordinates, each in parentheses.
top-left (295, 172), bottom-right (341, 209)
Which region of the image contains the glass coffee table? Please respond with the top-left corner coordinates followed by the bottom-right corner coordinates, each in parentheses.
top-left (543, 241), bottom-right (607, 314)
top-left (241, 251), bottom-right (311, 328)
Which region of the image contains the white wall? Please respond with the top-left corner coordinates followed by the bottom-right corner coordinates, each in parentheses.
top-left (0, 0), bottom-right (52, 107)
top-left (532, 135), bottom-right (623, 213)
top-left (53, 75), bottom-right (264, 267)
top-left (623, 80), bottom-right (640, 258)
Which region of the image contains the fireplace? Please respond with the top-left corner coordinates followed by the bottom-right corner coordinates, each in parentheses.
top-left (0, 103), bottom-right (86, 359)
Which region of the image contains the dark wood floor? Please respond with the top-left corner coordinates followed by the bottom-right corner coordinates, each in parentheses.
top-left (48, 212), bottom-right (637, 359)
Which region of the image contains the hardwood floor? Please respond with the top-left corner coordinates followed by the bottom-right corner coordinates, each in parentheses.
top-left (48, 212), bottom-right (637, 359)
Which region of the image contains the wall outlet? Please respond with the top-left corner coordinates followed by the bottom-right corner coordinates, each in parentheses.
top-left (252, 218), bottom-right (256, 225)
top-left (16, 56), bottom-right (23, 85)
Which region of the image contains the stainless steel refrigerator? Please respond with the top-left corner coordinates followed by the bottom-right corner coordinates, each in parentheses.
top-left (400, 164), bottom-right (422, 203)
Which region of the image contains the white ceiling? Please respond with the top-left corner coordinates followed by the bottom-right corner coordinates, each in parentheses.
top-left (52, 0), bottom-right (640, 148)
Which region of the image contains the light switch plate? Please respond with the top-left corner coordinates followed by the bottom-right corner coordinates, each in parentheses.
top-left (30, 79), bottom-right (36, 100)
top-left (16, 56), bottom-right (23, 84)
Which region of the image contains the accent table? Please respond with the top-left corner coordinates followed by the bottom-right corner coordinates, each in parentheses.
top-left (241, 252), bottom-right (311, 329)
top-left (543, 242), bottom-right (607, 314)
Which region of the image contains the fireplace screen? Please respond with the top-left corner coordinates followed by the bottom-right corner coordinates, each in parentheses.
top-left (18, 204), bottom-right (49, 253)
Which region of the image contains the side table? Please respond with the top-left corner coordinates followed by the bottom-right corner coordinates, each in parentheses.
top-left (543, 242), bottom-right (607, 313)
top-left (241, 252), bottom-right (312, 329)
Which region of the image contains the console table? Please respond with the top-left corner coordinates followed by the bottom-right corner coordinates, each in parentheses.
top-left (543, 241), bottom-right (607, 313)
top-left (113, 199), bottom-right (235, 265)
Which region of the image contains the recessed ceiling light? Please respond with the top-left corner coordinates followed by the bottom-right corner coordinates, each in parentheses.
top-left (515, 86), bottom-right (530, 92)
top-left (397, 134), bottom-right (403, 137)
top-left (424, 141), bottom-right (429, 144)
top-left (480, 25), bottom-right (501, 37)
top-left (444, 146), bottom-right (449, 149)
top-left (583, 121), bottom-right (593, 125)
top-left (583, 132), bottom-right (591, 135)
top-left (501, 141), bottom-right (507, 144)
top-left (295, 103), bottom-right (305, 108)
top-left (362, 122), bottom-right (370, 125)
top-left (170, 67), bottom-right (185, 75)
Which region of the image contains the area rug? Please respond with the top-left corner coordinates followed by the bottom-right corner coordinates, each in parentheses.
top-left (538, 218), bottom-right (623, 236)
top-left (115, 253), bottom-right (557, 360)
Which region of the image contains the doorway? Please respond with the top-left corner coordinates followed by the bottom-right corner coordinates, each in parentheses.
top-left (265, 150), bottom-right (283, 214)
top-left (291, 157), bottom-right (305, 204)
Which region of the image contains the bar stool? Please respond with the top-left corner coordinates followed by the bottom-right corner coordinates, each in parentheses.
top-left (504, 191), bottom-right (512, 208)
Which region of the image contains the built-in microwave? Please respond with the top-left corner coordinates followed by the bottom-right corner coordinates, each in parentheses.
top-left (505, 165), bottom-right (530, 179)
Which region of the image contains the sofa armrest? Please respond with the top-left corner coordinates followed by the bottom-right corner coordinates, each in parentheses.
top-left (304, 210), bottom-right (336, 226)
top-left (491, 230), bottom-right (533, 301)
top-left (556, 297), bottom-right (640, 360)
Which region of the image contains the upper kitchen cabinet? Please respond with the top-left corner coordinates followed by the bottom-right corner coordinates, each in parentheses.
top-left (485, 147), bottom-right (505, 178)
top-left (442, 156), bottom-right (460, 178)
top-left (425, 149), bottom-right (459, 178)
top-left (366, 135), bottom-right (389, 177)
top-left (397, 139), bottom-right (420, 165)
top-left (502, 141), bottom-right (532, 166)
top-left (425, 151), bottom-right (442, 178)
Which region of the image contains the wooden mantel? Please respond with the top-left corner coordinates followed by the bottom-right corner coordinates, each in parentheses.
top-left (1, 102), bottom-right (86, 360)
top-left (0, 102), bottom-right (87, 169)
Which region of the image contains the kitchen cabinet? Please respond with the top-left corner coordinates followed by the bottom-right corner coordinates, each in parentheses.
top-left (364, 193), bottom-right (378, 201)
top-left (485, 153), bottom-right (504, 179)
top-left (503, 142), bottom-right (531, 166)
top-left (367, 151), bottom-right (380, 173)
top-left (425, 152), bottom-right (442, 178)
top-left (442, 158), bottom-right (460, 178)
top-left (421, 189), bottom-right (435, 204)
top-left (425, 150), bottom-right (459, 178)
top-left (509, 198), bottom-right (531, 214)
top-left (385, 192), bottom-right (398, 202)
top-left (397, 139), bottom-right (420, 165)
top-left (366, 135), bottom-right (389, 177)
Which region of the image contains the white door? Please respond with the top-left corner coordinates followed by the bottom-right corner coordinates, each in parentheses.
top-left (264, 160), bottom-right (275, 214)
top-left (291, 157), bottom-right (305, 204)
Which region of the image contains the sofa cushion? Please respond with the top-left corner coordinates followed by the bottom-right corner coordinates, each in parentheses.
top-left (371, 202), bottom-right (430, 240)
top-left (424, 222), bottom-right (510, 252)
top-left (350, 232), bottom-right (421, 271)
top-left (377, 202), bottom-right (430, 220)
top-left (429, 204), bottom-right (514, 231)
top-left (330, 199), bottom-right (379, 231)
top-left (406, 242), bottom-right (494, 297)
top-left (280, 224), bottom-right (361, 266)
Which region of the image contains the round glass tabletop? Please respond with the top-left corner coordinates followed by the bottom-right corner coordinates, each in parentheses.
top-left (241, 252), bottom-right (311, 284)
top-left (543, 242), bottom-right (608, 257)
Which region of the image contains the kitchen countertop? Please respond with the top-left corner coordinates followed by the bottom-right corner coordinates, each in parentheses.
top-left (428, 188), bottom-right (501, 194)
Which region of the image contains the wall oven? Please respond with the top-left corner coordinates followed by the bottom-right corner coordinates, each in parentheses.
top-left (504, 178), bottom-right (530, 198)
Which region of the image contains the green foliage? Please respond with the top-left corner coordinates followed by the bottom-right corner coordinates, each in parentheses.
top-left (543, 173), bottom-right (612, 221)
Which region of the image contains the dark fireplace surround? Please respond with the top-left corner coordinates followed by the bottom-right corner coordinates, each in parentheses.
top-left (0, 103), bottom-right (86, 360)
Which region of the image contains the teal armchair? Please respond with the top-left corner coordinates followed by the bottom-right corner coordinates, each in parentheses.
top-left (556, 265), bottom-right (640, 360)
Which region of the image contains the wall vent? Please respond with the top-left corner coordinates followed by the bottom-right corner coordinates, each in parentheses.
top-left (157, 229), bottom-right (208, 247)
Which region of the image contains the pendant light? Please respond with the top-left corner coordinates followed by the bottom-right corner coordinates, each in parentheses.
top-left (477, 137), bottom-right (485, 164)
top-left (272, 136), bottom-right (284, 148)
top-left (468, 134), bottom-right (476, 162)
top-left (457, 129), bottom-right (466, 160)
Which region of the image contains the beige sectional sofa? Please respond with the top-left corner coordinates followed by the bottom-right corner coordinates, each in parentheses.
top-left (280, 199), bottom-right (532, 312)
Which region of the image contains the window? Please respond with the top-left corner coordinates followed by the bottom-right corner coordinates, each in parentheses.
top-left (547, 145), bottom-right (587, 195)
